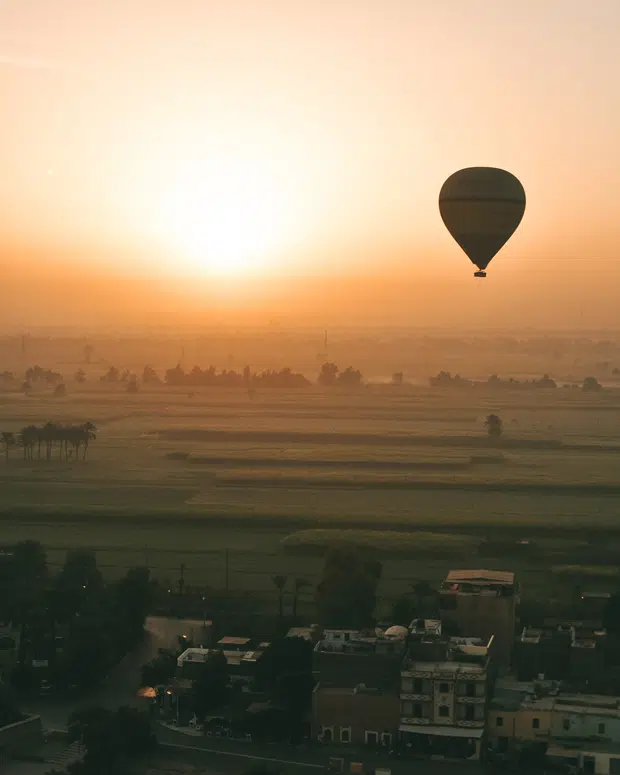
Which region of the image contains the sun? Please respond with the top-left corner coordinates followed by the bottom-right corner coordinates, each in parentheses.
top-left (158, 161), bottom-right (296, 277)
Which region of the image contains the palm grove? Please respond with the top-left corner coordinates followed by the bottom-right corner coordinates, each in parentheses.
top-left (1, 422), bottom-right (97, 463)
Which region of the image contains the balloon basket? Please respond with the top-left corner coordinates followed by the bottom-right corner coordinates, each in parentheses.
top-left (473, 271), bottom-right (487, 278)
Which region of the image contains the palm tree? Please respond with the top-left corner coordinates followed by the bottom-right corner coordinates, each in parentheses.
top-left (1, 432), bottom-right (15, 463)
top-left (20, 425), bottom-right (37, 461)
top-left (43, 422), bottom-right (57, 461)
top-left (271, 575), bottom-right (288, 620)
top-left (410, 580), bottom-right (437, 618)
top-left (292, 578), bottom-right (310, 619)
top-left (80, 422), bottom-right (97, 460)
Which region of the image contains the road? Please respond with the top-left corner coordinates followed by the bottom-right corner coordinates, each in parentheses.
top-left (156, 735), bottom-right (484, 775)
top-left (21, 616), bottom-right (182, 729)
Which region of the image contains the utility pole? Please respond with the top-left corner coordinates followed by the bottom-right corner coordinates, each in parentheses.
top-left (178, 563), bottom-right (185, 596)
top-left (224, 549), bottom-right (229, 591)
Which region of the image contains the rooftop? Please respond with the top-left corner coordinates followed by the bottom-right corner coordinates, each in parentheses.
top-left (217, 637), bottom-right (252, 647)
top-left (287, 626), bottom-right (319, 642)
top-left (490, 679), bottom-right (620, 715)
top-left (176, 647), bottom-right (217, 667)
top-left (445, 569), bottom-right (515, 585)
top-left (315, 630), bottom-right (406, 655)
top-left (409, 619), bottom-right (442, 636)
top-left (404, 653), bottom-right (488, 676)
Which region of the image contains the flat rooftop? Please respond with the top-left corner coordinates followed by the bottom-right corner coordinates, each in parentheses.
top-left (217, 636), bottom-right (251, 646)
top-left (444, 569), bottom-right (515, 585)
top-left (404, 659), bottom-right (486, 675)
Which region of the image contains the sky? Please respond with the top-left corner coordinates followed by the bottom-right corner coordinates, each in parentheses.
top-left (1, 0), bottom-right (619, 329)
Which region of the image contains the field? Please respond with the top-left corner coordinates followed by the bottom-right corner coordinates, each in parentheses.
top-left (2, 382), bottom-right (620, 616)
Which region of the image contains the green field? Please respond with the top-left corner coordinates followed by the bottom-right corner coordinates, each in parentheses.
top-left (2, 384), bottom-right (620, 615)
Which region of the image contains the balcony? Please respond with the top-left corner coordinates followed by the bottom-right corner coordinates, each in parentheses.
top-left (455, 696), bottom-right (486, 704)
top-left (401, 717), bottom-right (431, 726)
top-left (456, 720), bottom-right (485, 729)
top-left (400, 693), bottom-right (432, 702)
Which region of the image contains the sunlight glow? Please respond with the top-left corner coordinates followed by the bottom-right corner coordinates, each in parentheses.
top-left (157, 159), bottom-right (299, 278)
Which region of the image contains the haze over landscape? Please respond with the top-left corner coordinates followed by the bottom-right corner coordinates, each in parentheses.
top-left (4, 3), bottom-right (620, 772)
top-left (1, 0), bottom-right (619, 328)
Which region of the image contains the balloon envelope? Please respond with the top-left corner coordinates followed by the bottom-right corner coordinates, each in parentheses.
top-left (439, 167), bottom-right (526, 274)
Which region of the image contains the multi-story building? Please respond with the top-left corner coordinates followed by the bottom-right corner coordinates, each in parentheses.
top-left (487, 677), bottom-right (556, 755)
top-left (439, 569), bottom-right (518, 668)
top-left (514, 622), bottom-right (607, 687)
top-left (488, 680), bottom-right (620, 774)
top-left (312, 627), bottom-right (407, 747)
top-left (399, 621), bottom-right (494, 760)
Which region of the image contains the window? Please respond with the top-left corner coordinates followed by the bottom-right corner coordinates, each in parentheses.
top-left (402, 679), bottom-right (413, 694)
top-left (413, 678), bottom-right (423, 693)
top-left (413, 704), bottom-right (423, 719)
top-left (532, 718), bottom-right (540, 730)
top-left (598, 723), bottom-right (606, 735)
top-left (496, 716), bottom-right (504, 728)
top-left (340, 727), bottom-right (351, 743)
top-left (439, 705), bottom-right (449, 718)
top-left (563, 719), bottom-right (570, 732)
top-left (365, 731), bottom-right (378, 745)
top-left (321, 726), bottom-right (334, 742)
top-left (381, 733), bottom-right (392, 746)
top-left (439, 682), bottom-right (451, 694)
top-left (465, 682), bottom-right (475, 698)
top-left (465, 705), bottom-right (475, 721)
top-left (401, 701), bottom-right (412, 716)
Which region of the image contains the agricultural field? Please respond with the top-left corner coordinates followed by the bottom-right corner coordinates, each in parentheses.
top-left (1, 382), bottom-right (620, 615)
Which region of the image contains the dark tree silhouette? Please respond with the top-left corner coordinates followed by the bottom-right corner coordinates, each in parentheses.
top-left (318, 362), bottom-right (339, 387)
top-left (316, 544), bottom-right (381, 628)
top-left (271, 575), bottom-right (288, 620)
top-left (484, 414), bottom-right (503, 438)
top-left (142, 365), bottom-right (160, 384)
top-left (1, 431), bottom-right (16, 463)
top-left (100, 366), bottom-right (119, 383)
top-left (583, 376), bottom-right (603, 392)
top-left (338, 366), bottom-right (363, 387)
top-left (292, 578), bottom-right (310, 619)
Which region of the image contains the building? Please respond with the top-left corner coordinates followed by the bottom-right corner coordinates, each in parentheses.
top-left (216, 636), bottom-right (252, 652)
top-left (287, 625), bottom-right (321, 644)
top-left (514, 621), bottom-right (607, 687)
top-left (177, 641), bottom-right (267, 685)
top-left (176, 647), bottom-right (220, 680)
top-left (487, 678), bottom-right (556, 755)
top-left (439, 570), bottom-right (518, 668)
top-left (312, 629), bottom-right (406, 691)
top-left (399, 622), bottom-right (494, 760)
top-left (488, 680), bottom-right (620, 773)
top-left (313, 684), bottom-right (400, 746)
top-left (312, 628), bottom-right (407, 747)
top-left (551, 694), bottom-right (620, 743)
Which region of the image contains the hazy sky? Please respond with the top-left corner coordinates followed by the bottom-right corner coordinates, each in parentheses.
top-left (1, 0), bottom-right (619, 328)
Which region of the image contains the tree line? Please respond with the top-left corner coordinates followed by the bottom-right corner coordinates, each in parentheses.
top-left (0, 361), bottom-right (366, 392)
top-left (0, 422), bottom-right (96, 463)
top-left (430, 370), bottom-right (603, 391)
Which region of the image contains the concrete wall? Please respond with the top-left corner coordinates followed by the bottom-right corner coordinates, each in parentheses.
top-left (0, 715), bottom-right (43, 757)
top-left (488, 707), bottom-right (552, 744)
top-left (312, 687), bottom-right (400, 745)
top-left (551, 708), bottom-right (620, 742)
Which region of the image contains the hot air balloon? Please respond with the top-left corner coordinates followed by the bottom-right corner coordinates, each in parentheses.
top-left (439, 167), bottom-right (526, 277)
